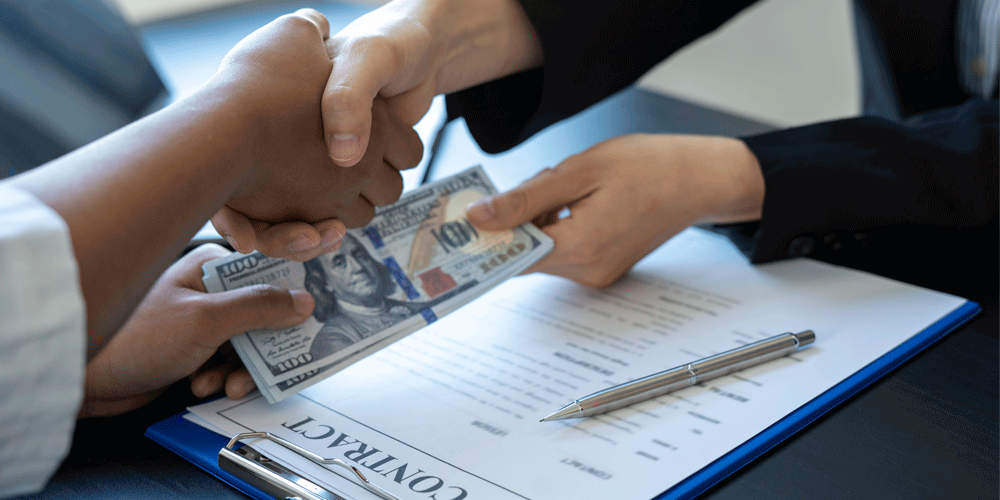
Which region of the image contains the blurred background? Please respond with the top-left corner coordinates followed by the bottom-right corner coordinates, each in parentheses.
top-left (110, 0), bottom-right (860, 128)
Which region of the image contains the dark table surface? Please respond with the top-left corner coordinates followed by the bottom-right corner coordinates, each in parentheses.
top-left (18, 1), bottom-right (999, 499)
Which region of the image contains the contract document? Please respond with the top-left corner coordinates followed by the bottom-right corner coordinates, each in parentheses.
top-left (187, 227), bottom-right (969, 500)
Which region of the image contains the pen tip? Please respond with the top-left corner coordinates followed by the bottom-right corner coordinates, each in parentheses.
top-left (539, 418), bottom-right (546, 422)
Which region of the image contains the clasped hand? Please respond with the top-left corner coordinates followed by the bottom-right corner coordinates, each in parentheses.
top-left (208, 9), bottom-right (424, 262)
top-left (217, 0), bottom-right (545, 260)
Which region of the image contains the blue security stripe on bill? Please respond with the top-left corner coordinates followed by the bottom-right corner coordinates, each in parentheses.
top-left (420, 308), bottom-right (438, 324)
top-left (365, 226), bottom-right (385, 249)
top-left (383, 256), bottom-right (421, 300)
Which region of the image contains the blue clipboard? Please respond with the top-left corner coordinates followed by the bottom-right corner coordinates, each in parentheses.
top-left (147, 301), bottom-right (980, 500)
top-left (147, 411), bottom-right (400, 500)
top-left (146, 411), bottom-right (275, 500)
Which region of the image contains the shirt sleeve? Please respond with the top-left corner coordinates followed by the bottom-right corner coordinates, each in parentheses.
top-left (0, 184), bottom-right (86, 498)
top-left (715, 98), bottom-right (999, 301)
top-left (445, 0), bottom-right (758, 153)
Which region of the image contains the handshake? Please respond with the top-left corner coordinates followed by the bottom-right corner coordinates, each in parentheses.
top-left (203, 9), bottom-right (424, 263)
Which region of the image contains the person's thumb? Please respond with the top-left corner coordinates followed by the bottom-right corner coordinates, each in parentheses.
top-left (202, 286), bottom-right (315, 344)
top-left (323, 82), bottom-right (372, 166)
top-left (322, 39), bottom-right (401, 166)
top-left (465, 167), bottom-right (584, 230)
top-left (210, 206), bottom-right (257, 254)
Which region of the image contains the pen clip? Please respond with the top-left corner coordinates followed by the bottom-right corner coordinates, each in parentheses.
top-left (222, 431), bottom-right (401, 500)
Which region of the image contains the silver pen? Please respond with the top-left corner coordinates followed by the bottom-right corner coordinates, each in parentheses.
top-left (540, 330), bottom-right (816, 421)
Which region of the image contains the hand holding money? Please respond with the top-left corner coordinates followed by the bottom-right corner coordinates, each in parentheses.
top-left (80, 244), bottom-right (314, 418)
top-left (203, 167), bottom-right (553, 402)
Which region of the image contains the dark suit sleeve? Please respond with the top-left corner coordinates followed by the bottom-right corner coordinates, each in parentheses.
top-left (445, 0), bottom-right (757, 153)
top-left (716, 99), bottom-right (998, 300)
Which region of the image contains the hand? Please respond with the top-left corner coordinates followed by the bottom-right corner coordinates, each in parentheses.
top-left (216, 0), bottom-right (543, 259)
top-left (210, 210), bottom-right (347, 262)
top-left (79, 244), bottom-right (315, 418)
top-left (465, 134), bottom-right (765, 287)
top-left (210, 10), bottom-right (423, 231)
top-left (320, 0), bottom-right (542, 165)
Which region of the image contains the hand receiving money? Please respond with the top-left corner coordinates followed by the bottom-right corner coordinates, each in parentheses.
top-left (202, 167), bottom-right (553, 402)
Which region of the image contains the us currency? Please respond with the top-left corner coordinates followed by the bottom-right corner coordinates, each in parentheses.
top-left (202, 166), bottom-right (553, 403)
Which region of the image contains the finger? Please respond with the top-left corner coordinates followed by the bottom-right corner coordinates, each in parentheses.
top-left (323, 40), bottom-right (399, 165)
top-left (190, 350), bottom-right (243, 398)
top-left (518, 220), bottom-right (575, 276)
top-left (465, 167), bottom-right (590, 231)
top-left (254, 221), bottom-right (321, 258)
top-left (336, 195), bottom-right (377, 229)
top-left (519, 218), bottom-right (612, 286)
top-left (225, 368), bottom-right (257, 399)
top-left (171, 243), bottom-right (232, 291)
top-left (200, 285), bottom-right (315, 346)
top-left (291, 8), bottom-right (330, 40)
top-left (283, 219), bottom-right (347, 262)
top-left (522, 201), bottom-right (633, 288)
top-left (211, 206), bottom-right (257, 254)
top-left (190, 368), bottom-right (224, 398)
top-left (359, 163), bottom-right (405, 207)
top-left (252, 218), bottom-right (346, 260)
top-left (382, 112), bottom-right (424, 172)
top-left (323, 84), bottom-right (371, 166)
top-left (388, 80), bottom-right (437, 127)
top-left (350, 100), bottom-right (411, 206)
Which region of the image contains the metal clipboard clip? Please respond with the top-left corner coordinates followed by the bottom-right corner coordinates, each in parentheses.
top-left (219, 432), bottom-right (401, 500)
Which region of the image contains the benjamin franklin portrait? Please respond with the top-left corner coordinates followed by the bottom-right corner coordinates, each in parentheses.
top-left (302, 233), bottom-right (473, 357)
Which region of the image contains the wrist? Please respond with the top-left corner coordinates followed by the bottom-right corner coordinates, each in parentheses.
top-left (190, 77), bottom-right (268, 200)
top-left (694, 137), bottom-right (765, 225)
top-left (78, 355), bottom-right (121, 418)
top-left (433, 0), bottom-right (542, 93)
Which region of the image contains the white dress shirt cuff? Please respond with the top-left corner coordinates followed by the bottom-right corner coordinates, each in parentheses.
top-left (0, 185), bottom-right (86, 498)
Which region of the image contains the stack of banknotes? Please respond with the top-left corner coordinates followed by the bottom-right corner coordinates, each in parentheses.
top-left (202, 166), bottom-right (554, 402)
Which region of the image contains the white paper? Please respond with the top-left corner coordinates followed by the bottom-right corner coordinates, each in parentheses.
top-left (189, 228), bottom-right (967, 500)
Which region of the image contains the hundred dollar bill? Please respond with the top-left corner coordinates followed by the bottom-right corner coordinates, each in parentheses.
top-left (202, 166), bottom-right (553, 403)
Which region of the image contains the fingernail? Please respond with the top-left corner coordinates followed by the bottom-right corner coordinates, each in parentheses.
top-left (466, 196), bottom-right (495, 223)
top-left (193, 373), bottom-right (221, 397)
top-left (320, 227), bottom-right (344, 248)
top-left (290, 289), bottom-right (313, 315)
top-left (329, 134), bottom-right (360, 162)
top-left (225, 236), bottom-right (243, 254)
top-left (288, 235), bottom-right (318, 253)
